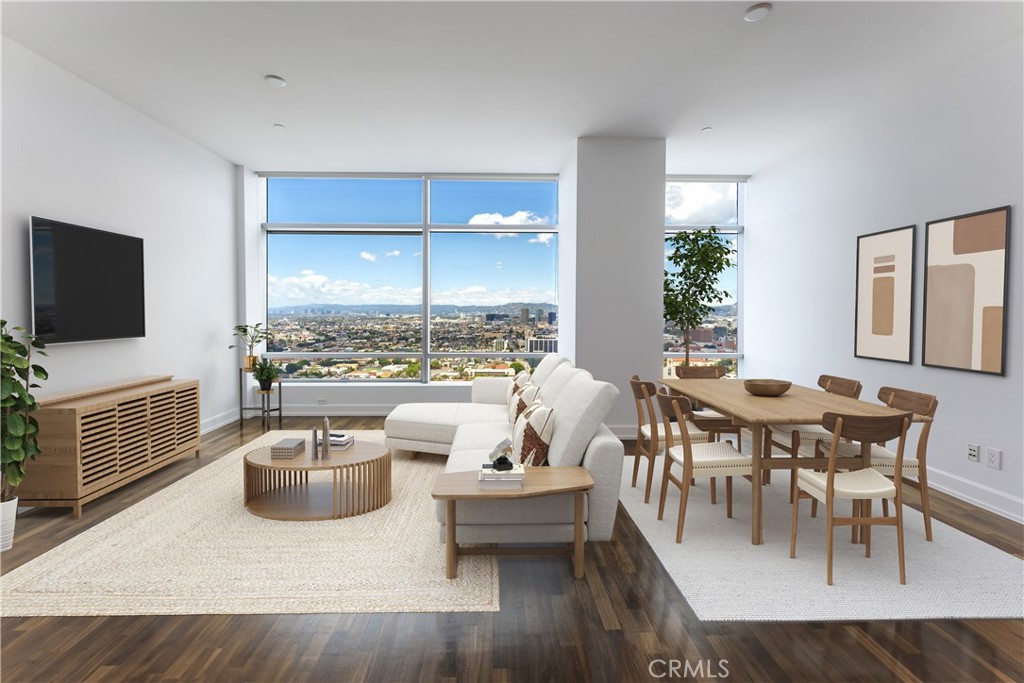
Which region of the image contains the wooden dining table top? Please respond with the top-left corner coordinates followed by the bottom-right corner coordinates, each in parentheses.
top-left (659, 377), bottom-right (921, 426)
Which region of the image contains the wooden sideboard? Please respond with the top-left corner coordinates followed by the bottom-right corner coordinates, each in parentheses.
top-left (18, 376), bottom-right (200, 518)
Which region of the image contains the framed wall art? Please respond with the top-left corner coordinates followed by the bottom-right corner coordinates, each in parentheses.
top-left (855, 225), bottom-right (915, 363)
top-left (923, 206), bottom-right (1010, 375)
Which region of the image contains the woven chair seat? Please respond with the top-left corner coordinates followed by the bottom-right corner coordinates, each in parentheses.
top-left (667, 441), bottom-right (751, 476)
top-left (796, 467), bottom-right (897, 501)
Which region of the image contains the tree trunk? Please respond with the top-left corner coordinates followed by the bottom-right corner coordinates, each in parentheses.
top-left (684, 327), bottom-right (691, 366)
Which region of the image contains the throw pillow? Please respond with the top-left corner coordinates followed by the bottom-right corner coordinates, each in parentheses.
top-left (513, 401), bottom-right (555, 466)
top-left (507, 382), bottom-right (541, 424)
top-left (505, 370), bottom-right (532, 405)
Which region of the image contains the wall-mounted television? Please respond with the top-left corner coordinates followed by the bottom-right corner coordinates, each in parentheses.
top-left (30, 216), bottom-right (145, 344)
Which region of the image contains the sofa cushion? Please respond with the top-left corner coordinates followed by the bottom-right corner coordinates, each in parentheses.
top-left (385, 402), bottom-right (508, 446)
top-left (504, 370), bottom-right (531, 404)
top-left (507, 382), bottom-right (540, 423)
top-left (530, 353), bottom-right (570, 387)
top-left (537, 364), bottom-right (580, 406)
top-left (513, 401), bottom-right (555, 466)
top-left (449, 422), bottom-right (512, 459)
top-left (547, 373), bottom-right (619, 467)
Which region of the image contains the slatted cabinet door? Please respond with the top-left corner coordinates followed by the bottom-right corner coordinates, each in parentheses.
top-left (79, 408), bottom-right (118, 494)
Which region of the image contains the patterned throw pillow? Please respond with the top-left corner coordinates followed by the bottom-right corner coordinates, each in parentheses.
top-left (505, 370), bottom-right (532, 405)
top-left (512, 401), bottom-right (555, 466)
top-left (507, 382), bottom-right (541, 424)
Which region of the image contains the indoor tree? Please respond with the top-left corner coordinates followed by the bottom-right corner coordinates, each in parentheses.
top-left (663, 228), bottom-right (734, 366)
top-left (1, 320), bottom-right (48, 501)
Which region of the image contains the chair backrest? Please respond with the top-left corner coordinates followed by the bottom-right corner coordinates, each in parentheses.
top-left (818, 374), bottom-right (863, 399)
top-left (655, 388), bottom-right (696, 459)
top-left (630, 375), bottom-right (659, 452)
top-left (877, 386), bottom-right (938, 464)
top-left (675, 365), bottom-right (726, 379)
top-left (821, 411), bottom-right (913, 485)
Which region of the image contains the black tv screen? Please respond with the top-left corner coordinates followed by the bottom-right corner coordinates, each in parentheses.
top-left (30, 217), bottom-right (145, 344)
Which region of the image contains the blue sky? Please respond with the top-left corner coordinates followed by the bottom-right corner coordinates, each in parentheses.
top-left (267, 179), bottom-right (559, 309)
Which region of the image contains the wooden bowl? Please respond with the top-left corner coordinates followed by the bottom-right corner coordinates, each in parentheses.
top-left (743, 379), bottom-right (792, 397)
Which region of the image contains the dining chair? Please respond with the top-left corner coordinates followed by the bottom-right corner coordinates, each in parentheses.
top-left (654, 388), bottom-right (751, 542)
top-left (768, 374), bottom-right (863, 500)
top-left (629, 375), bottom-right (709, 504)
top-left (673, 364), bottom-right (743, 450)
top-left (790, 411), bottom-right (913, 585)
top-left (873, 387), bottom-right (939, 541)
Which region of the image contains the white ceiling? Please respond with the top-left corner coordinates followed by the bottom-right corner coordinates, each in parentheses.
top-left (3, 1), bottom-right (1021, 175)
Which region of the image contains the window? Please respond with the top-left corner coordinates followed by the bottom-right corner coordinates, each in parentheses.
top-left (263, 175), bottom-right (558, 382)
top-left (663, 179), bottom-right (745, 378)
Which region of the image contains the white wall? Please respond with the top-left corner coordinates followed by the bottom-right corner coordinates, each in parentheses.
top-left (1, 38), bottom-right (238, 432)
top-left (745, 36), bottom-right (1023, 521)
top-left (575, 137), bottom-right (666, 433)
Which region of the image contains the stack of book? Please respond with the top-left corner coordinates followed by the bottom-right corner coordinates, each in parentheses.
top-left (315, 431), bottom-right (355, 450)
top-left (478, 462), bottom-right (526, 489)
top-left (271, 438), bottom-right (305, 460)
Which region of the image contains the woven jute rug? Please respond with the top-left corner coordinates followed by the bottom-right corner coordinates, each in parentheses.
top-left (620, 457), bottom-right (1023, 621)
top-left (1, 430), bottom-right (498, 616)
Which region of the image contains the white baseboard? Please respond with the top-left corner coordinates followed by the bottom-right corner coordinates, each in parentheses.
top-left (924, 467), bottom-right (1024, 524)
top-left (200, 408), bottom-right (240, 435)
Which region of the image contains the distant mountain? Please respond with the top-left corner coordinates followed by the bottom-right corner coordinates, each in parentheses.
top-left (712, 304), bottom-right (737, 316)
top-left (268, 302), bottom-right (558, 316)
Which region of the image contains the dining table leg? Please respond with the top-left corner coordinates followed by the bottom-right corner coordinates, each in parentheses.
top-left (750, 423), bottom-right (764, 545)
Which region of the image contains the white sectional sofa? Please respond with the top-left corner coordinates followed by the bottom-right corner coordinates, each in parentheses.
top-left (384, 354), bottom-right (624, 544)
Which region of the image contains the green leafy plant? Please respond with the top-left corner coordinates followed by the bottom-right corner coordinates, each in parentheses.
top-left (251, 358), bottom-right (280, 384)
top-left (1, 320), bottom-right (48, 502)
top-left (663, 228), bottom-right (734, 365)
top-left (229, 323), bottom-right (272, 357)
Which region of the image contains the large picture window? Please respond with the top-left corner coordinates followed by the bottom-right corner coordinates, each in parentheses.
top-left (663, 178), bottom-right (745, 378)
top-left (264, 175), bottom-right (558, 382)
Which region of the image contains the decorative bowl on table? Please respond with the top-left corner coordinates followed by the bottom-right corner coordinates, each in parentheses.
top-left (743, 379), bottom-right (792, 397)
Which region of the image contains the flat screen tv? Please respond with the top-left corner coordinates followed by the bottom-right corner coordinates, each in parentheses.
top-left (30, 217), bottom-right (145, 344)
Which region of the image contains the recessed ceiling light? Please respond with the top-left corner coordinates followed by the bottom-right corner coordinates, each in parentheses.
top-left (744, 2), bottom-right (772, 22)
top-left (272, 123), bottom-right (286, 129)
top-left (264, 74), bottom-right (287, 87)
top-left (701, 126), bottom-right (714, 133)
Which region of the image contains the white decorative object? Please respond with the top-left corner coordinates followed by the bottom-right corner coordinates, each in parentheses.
top-left (321, 417), bottom-right (331, 459)
top-left (0, 497), bottom-right (18, 552)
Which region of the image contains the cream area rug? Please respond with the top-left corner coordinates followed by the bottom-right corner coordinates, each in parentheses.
top-left (620, 457), bottom-right (1024, 621)
top-left (1, 430), bottom-right (498, 616)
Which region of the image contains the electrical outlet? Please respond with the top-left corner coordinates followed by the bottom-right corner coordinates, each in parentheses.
top-left (985, 447), bottom-right (1002, 470)
top-left (316, 398), bottom-right (327, 405)
top-left (967, 443), bottom-right (980, 462)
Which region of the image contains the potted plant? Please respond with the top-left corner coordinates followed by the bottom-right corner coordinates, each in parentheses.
top-left (663, 227), bottom-right (734, 366)
top-left (229, 323), bottom-right (272, 370)
top-left (251, 358), bottom-right (280, 391)
top-left (1, 320), bottom-right (48, 552)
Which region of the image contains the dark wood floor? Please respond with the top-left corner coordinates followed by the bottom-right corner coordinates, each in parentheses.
top-left (2, 416), bottom-right (1021, 683)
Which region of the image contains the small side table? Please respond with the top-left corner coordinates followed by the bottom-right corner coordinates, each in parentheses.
top-left (239, 368), bottom-right (282, 429)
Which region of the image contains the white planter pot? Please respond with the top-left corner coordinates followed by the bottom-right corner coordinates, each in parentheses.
top-left (0, 497), bottom-right (18, 552)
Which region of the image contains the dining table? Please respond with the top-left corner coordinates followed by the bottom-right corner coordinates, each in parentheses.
top-left (660, 377), bottom-right (921, 545)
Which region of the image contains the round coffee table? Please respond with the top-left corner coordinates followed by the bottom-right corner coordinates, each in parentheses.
top-left (243, 439), bottom-right (391, 521)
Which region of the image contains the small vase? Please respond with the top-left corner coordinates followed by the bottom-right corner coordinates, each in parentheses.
top-left (1, 497), bottom-right (19, 552)
top-left (244, 355), bottom-right (259, 371)
top-left (258, 379), bottom-right (273, 391)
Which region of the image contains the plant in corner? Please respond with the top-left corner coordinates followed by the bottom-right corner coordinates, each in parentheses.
top-left (251, 358), bottom-right (280, 391)
top-left (1, 320), bottom-right (48, 551)
top-left (229, 323), bottom-right (272, 370)
top-left (663, 228), bottom-right (735, 366)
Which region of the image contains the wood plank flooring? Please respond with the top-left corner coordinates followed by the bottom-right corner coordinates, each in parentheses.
top-left (2, 417), bottom-right (1021, 683)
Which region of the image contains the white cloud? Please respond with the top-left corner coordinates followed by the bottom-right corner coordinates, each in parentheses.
top-left (300, 269), bottom-right (315, 276)
top-left (492, 233), bottom-right (518, 240)
top-left (665, 182), bottom-right (738, 226)
top-left (412, 251), bottom-right (422, 257)
top-left (360, 251), bottom-right (377, 262)
top-left (469, 210), bottom-right (548, 226)
top-left (527, 233), bottom-right (553, 246)
top-left (385, 250), bottom-right (400, 257)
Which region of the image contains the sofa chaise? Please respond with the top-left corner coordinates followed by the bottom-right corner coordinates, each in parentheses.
top-left (384, 354), bottom-right (624, 544)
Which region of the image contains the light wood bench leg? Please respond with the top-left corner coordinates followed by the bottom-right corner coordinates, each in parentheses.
top-left (573, 492), bottom-right (585, 579)
top-left (445, 500), bottom-right (457, 579)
